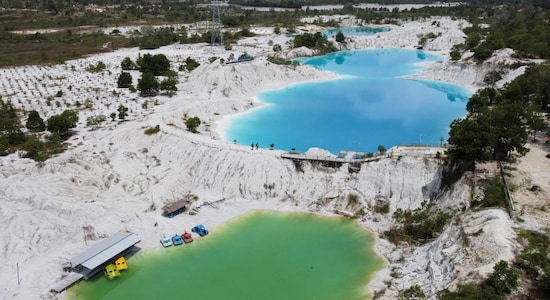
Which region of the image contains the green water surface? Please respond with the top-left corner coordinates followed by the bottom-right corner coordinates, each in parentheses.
top-left (67, 211), bottom-right (385, 300)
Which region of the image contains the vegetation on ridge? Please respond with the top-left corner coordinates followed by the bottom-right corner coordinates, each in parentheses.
top-left (383, 201), bottom-right (450, 245)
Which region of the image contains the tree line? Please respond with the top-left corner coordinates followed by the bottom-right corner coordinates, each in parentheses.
top-left (0, 99), bottom-right (78, 161)
top-left (446, 62), bottom-right (548, 166)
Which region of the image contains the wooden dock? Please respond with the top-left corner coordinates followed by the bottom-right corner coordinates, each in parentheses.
top-left (50, 272), bottom-right (84, 293)
top-left (280, 153), bottom-right (367, 163)
top-left (280, 147), bottom-right (445, 164)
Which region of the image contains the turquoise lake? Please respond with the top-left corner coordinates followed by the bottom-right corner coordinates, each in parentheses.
top-left (67, 211), bottom-right (385, 300)
top-left (224, 48), bottom-right (470, 154)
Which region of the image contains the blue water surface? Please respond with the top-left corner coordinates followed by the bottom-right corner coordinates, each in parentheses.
top-left (322, 27), bottom-right (390, 38)
top-left (224, 49), bottom-right (470, 154)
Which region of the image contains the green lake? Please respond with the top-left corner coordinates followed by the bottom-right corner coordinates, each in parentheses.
top-left (67, 211), bottom-right (385, 300)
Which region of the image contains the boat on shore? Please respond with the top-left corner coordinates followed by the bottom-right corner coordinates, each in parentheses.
top-left (172, 234), bottom-right (183, 246)
top-left (160, 236), bottom-right (173, 248)
top-left (191, 224), bottom-right (209, 237)
top-left (115, 257), bottom-right (128, 271)
top-left (182, 231), bottom-right (193, 243)
top-left (104, 264), bottom-right (121, 280)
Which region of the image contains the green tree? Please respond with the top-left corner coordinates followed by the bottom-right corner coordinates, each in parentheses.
top-left (473, 42), bottom-right (494, 62)
top-left (450, 49), bottom-right (462, 61)
top-left (482, 260), bottom-right (519, 298)
top-left (0, 99), bottom-right (17, 119)
top-left (0, 100), bottom-right (25, 151)
top-left (335, 31), bottom-right (345, 43)
top-left (465, 32), bottom-right (481, 49)
top-left (25, 110), bottom-right (46, 132)
top-left (137, 53), bottom-right (170, 76)
top-left (484, 70), bottom-right (503, 86)
top-left (489, 102), bottom-right (532, 157)
top-left (117, 72), bottom-right (133, 88)
top-left (377, 145), bottom-right (386, 154)
top-left (184, 57), bottom-right (200, 72)
top-left (117, 105), bottom-right (129, 120)
top-left (466, 88), bottom-right (498, 114)
top-left (160, 77), bottom-right (177, 95)
top-left (399, 285), bottom-right (426, 300)
top-left (446, 115), bottom-right (493, 163)
top-left (185, 116), bottom-right (201, 132)
top-left (137, 72), bottom-right (159, 96)
top-left (121, 57), bottom-right (137, 70)
top-left (46, 110), bottom-right (79, 138)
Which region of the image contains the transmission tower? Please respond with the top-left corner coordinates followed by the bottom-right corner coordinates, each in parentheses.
top-left (210, 1), bottom-right (224, 48)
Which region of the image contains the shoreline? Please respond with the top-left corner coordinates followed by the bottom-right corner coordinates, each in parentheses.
top-left (213, 48), bottom-right (470, 153)
top-left (67, 209), bottom-right (386, 300)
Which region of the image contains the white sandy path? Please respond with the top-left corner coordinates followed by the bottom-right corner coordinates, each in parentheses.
top-left (0, 16), bottom-right (531, 300)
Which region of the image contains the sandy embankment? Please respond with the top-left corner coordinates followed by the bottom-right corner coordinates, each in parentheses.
top-left (0, 16), bottom-right (531, 300)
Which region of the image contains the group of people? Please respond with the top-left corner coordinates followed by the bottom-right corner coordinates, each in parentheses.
top-left (251, 143), bottom-right (259, 150)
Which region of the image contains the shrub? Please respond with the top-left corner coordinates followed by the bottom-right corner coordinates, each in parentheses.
top-left (46, 110), bottom-right (79, 138)
top-left (185, 116), bottom-right (201, 132)
top-left (450, 50), bottom-right (461, 60)
top-left (475, 176), bottom-right (506, 208)
top-left (86, 115), bottom-right (106, 127)
top-left (184, 57), bottom-right (200, 72)
top-left (117, 72), bottom-right (133, 88)
top-left (374, 201), bottom-right (390, 214)
top-left (383, 201), bottom-right (450, 244)
top-left (20, 134), bottom-right (64, 162)
top-left (26, 110), bottom-right (46, 132)
top-left (439, 260), bottom-right (518, 299)
top-left (86, 61), bottom-right (106, 72)
top-left (121, 57), bottom-right (137, 70)
top-left (399, 285), bottom-right (426, 300)
top-left (144, 125), bottom-right (160, 135)
top-left (267, 56), bottom-right (295, 65)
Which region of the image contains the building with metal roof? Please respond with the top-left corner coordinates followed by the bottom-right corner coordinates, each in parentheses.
top-left (162, 199), bottom-right (189, 218)
top-left (68, 231), bottom-right (141, 279)
top-left (50, 231), bottom-right (141, 293)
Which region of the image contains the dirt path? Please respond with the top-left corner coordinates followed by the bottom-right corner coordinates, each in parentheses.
top-left (508, 142), bottom-right (550, 230)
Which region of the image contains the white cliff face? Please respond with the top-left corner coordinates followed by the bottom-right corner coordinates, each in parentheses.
top-left (380, 208), bottom-right (517, 298)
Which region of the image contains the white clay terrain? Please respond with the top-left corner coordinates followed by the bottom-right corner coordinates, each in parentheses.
top-left (0, 15), bottom-right (548, 299)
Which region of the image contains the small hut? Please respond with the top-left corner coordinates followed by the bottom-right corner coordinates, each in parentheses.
top-left (161, 199), bottom-right (189, 218)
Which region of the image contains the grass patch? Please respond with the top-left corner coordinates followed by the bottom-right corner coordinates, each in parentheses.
top-left (373, 201), bottom-right (390, 214)
top-left (0, 31), bottom-right (130, 67)
top-left (267, 55), bottom-right (298, 66)
top-left (471, 176), bottom-right (507, 209)
top-left (514, 230), bottom-right (550, 298)
top-left (20, 133), bottom-right (65, 162)
top-left (144, 125), bottom-right (160, 135)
